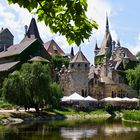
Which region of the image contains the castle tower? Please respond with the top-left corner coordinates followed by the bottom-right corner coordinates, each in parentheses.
top-left (21, 18), bottom-right (43, 44)
top-left (0, 28), bottom-right (14, 52)
top-left (94, 42), bottom-right (100, 56)
top-left (70, 47), bottom-right (74, 60)
top-left (95, 14), bottom-right (112, 61)
top-left (60, 48), bottom-right (90, 96)
top-left (69, 48), bottom-right (90, 96)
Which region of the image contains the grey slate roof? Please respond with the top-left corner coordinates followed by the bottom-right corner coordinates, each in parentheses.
top-left (0, 39), bottom-right (37, 58)
top-left (70, 50), bottom-right (90, 64)
top-left (21, 18), bottom-right (43, 44)
top-left (0, 61), bottom-right (20, 72)
top-left (0, 28), bottom-right (14, 37)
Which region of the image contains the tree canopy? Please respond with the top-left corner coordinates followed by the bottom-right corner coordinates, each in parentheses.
top-left (8, 0), bottom-right (98, 46)
top-left (52, 53), bottom-right (69, 70)
top-left (125, 65), bottom-right (140, 96)
top-left (2, 62), bottom-right (62, 112)
top-left (136, 51), bottom-right (140, 61)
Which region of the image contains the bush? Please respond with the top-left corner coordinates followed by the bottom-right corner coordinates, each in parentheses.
top-left (105, 103), bottom-right (115, 115)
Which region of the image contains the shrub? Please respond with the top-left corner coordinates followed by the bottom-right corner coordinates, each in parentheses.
top-left (105, 103), bottom-right (115, 115)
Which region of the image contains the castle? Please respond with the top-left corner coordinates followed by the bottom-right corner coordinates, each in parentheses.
top-left (60, 16), bottom-right (138, 99)
top-left (0, 16), bottom-right (138, 99)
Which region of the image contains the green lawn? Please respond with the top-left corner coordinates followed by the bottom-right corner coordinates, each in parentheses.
top-left (123, 110), bottom-right (140, 122)
top-left (0, 99), bottom-right (13, 109)
top-left (52, 108), bottom-right (108, 115)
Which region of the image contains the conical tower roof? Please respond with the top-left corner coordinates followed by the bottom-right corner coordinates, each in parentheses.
top-left (21, 18), bottom-right (43, 44)
top-left (70, 50), bottom-right (90, 64)
top-left (97, 15), bottom-right (112, 56)
top-left (43, 39), bottom-right (65, 56)
top-left (94, 42), bottom-right (99, 50)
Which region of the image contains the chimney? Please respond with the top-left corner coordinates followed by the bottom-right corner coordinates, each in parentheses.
top-left (1, 27), bottom-right (3, 31)
top-left (4, 45), bottom-right (7, 51)
top-left (24, 25), bottom-right (28, 36)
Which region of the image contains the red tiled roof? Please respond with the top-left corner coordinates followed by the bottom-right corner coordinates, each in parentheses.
top-left (70, 50), bottom-right (90, 64)
top-left (120, 47), bottom-right (137, 61)
top-left (97, 32), bottom-right (112, 56)
top-left (43, 39), bottom-right (65, 56)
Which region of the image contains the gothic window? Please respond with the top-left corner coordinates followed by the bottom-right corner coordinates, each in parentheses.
top-left (71, 64), bottom-right (74, 68)
top-left (82, 89), bottom-right (84, 97)
top-left (78, 63), bottom-right (80, 67)
top-left (85, 64), bottom-right (87, 68)
top-left (112, 91), bottom-right (114, 98)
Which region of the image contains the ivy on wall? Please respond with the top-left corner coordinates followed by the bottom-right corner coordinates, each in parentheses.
top-left (94, 55), bottom-right (104, 65)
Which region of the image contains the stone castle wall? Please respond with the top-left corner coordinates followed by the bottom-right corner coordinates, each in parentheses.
top-left (60, 67), bottom-right (89, 96)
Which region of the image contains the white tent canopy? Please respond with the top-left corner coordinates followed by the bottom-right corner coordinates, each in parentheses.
top-left (100, 97), bottom-right (114, 102)
top-left (131, 98), bottom-right (139, 102)
top-left (61, 96), bottom-right (69, 102)
top-left (61, 92), bottom-right (85, 102)
top-left (113, 97), bottom-right (122, 101)
top-left (85, 96), bottom-right (98, 102)
top-left (122, 97), bottom-right (132, 101)
top-left (68, 92), bottom-right (85, 101)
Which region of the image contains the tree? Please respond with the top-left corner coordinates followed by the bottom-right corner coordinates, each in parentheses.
top-left (136, 51), bottom-right (140, 61)
top-left (52, 54), bottom-right (69, 70)
top-left (125, 65), bottom-right (140, 96)
top-left (8, 0), bottom-right (98, 46)
top-left (2, 71), bottom-right (26, 106)
top-left (2, 62), bottom-right (62, 112)
top-left (49, 82), bottom-right (62, 109)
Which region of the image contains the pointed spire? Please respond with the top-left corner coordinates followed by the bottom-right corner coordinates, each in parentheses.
top-left (106, 13), bottom-right (109, 32)
top-left (95, 42), bottom-right (99, 50)
top-left (117, 40), bottom-right (121, 47)
top-left (26, 18), bottom-right (43, 44)
top-left (79, 46), bottom-right (81, 52)
top-left (70, 47), bottom-right (74, 57)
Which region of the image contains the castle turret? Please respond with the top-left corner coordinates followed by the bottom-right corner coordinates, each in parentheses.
top-left (94, 42), bottom-right (100, 56)
top-left (96, 14), bottom-right (112, 60)
top-left (21, 18), bottom-right (43, 44)
top-left (70, 47), bottom-right (74, 60)
top-left (59, 48), bottom-right (89, 96)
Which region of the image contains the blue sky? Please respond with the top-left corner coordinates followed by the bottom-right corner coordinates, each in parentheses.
top-left (0, 0), bottom-right (140, 64)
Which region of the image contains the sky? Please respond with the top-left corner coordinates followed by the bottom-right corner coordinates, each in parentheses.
top-left (0, 0), bottom-right (140, 64)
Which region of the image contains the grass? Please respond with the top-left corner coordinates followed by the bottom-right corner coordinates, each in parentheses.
top-left (0, 100), bottom-right (13, 109)
top-left (52, 108), bottom-right (108, 115)
top-left (123, 110), bottom-right (140, 122)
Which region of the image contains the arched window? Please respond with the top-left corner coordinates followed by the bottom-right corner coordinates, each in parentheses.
top-left (81, 89), bottom-right (84, 97)
top-left (112, 91), bottom-right (114, 98)
top-left (71, 64), bottom-right (74, 68)
top-left (78, 63), bottom-right (80, 67)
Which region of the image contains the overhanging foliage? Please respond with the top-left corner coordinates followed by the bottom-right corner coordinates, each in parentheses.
top-left (8, 0), bottom-right (98, 46)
